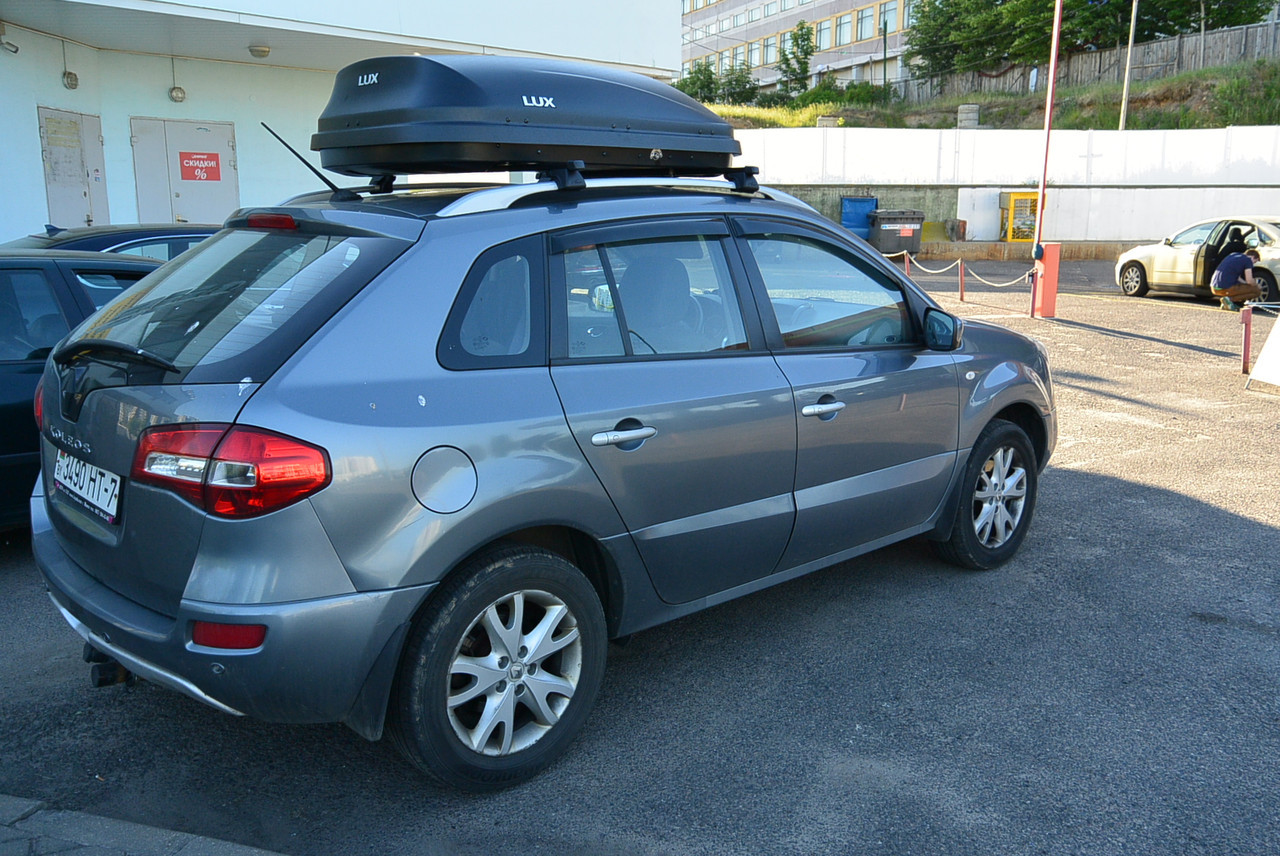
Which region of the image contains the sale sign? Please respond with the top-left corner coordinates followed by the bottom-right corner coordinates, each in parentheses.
top-left (179, 152), bottom-right (221, 181)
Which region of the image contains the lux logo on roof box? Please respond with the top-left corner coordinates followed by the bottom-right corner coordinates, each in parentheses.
top-left (358, 73), bottom-right (379, 86)
top-left (521, 96), bottom-right (555, 108)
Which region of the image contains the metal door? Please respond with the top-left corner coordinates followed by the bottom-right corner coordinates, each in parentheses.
top-left (130, 118), bottom-right (239, 224)
top-left (38, 108), bottom-right (109, 228)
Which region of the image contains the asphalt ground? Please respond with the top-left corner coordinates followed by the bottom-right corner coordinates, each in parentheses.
top-left (2, 260), bottom-right (1278, 855)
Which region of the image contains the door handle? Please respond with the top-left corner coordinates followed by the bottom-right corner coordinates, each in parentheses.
top-left (801, 401), bottom-right (846, 418)
top-left (591, 426), bottom-right (657, 447)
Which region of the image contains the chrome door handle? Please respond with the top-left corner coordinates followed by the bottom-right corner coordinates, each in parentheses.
top-left (591, 426), bottom-right (658, 447)
top-left (801, 401), bottom-right (846, 417)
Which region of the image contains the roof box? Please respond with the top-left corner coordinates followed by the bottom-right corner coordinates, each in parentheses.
top-left (311, 55), bottom-right (741, 178)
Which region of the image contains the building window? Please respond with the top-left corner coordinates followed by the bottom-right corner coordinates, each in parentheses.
top-left (765, 1), bottom-right (779, 15)
top-left (721, 18), bottom-right (732, 31)
top-left (782, 0), bottom-right (794, 8)
top-left (903, 0), bottom-right (917, 26)
top-left (734, 12), bottom-right (746, 26)
top-left (816, 19), bottom-right (832, 50)
top-left (880, 1), bottom-right (898, 33)
top-left (749, 41), bottom-right (762, 67)
top-left (857, 8), bottom-right (875, 40)
top-left (720, 50), bottom-right (731, 72)
top-left (682, 0), bottom-right (691, 13)
top-left (836, 14), bottom-right (852, 46)
top-left (733, 45), bottom-right (746, 67)
top-left (749, 6), bottom-right (763, 21)
top-left (763, 35), bottom-right (778, 64)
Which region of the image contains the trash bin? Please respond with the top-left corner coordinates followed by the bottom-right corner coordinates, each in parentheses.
top-left (840, 196), bottom-right (877, 241)
top-left (868, 209), bottom-right (925, 254)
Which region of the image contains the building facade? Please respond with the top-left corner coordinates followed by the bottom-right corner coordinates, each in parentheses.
top-left (681, 0), bottom-right (916, 90)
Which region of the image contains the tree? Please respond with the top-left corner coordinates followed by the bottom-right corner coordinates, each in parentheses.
top-left (776, 20), bottom-right (816, 96)
top-left (904, 0), bottom-right (1274, 76)
top-left (718, 65), bottom-right (760, 105)
top-left (674, 61), bottom-right (718, 103)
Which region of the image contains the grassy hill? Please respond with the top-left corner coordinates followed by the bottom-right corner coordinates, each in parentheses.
top-left (712, 58), bottom-right (1280, 131)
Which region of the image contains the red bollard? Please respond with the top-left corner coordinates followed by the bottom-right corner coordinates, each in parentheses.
top-left (904, 253), bottom-right (911, 276)
top-left (1242, 305), bottom-right (1253, 374)
top-left (959, 261), bottom-right (966, 302)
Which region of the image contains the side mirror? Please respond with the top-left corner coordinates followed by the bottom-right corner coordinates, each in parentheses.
top-left (1163, 237), bottom-right (1173, 246)
top-left (924, 307), bottom-right (964, 352)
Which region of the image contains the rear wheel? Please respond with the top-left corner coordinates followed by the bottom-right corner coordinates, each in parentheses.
top-left (1254, 269), bottom-right (1277, 303)
top-left (389, 545), bottom-right (607, 791)
top-left (934, 419), bottom-right (1038, 570)
top-left (1119, 262), bottom-right (1149, 297)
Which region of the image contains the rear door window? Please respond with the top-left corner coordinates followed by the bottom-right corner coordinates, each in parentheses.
top-left (68, 268), bottom-right (154, 309)
top-left (0, 268), bottom-right (69, 361)
top-left (70, 227), bottom-right (410, 384)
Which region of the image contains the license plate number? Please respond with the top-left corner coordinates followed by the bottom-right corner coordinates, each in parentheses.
top-left (54, 450), bottom-right (121, 523)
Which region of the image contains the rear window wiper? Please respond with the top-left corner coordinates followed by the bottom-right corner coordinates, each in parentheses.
top-left (52, 338), bottom-right (179, 374)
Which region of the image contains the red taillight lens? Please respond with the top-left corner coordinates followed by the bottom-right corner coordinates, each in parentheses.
top-left (192, 621), bottom-right (267, 649)
top-left (132, 424), bottom-right (330, 518)
top-left (34, 378), bottom-right (44, 430)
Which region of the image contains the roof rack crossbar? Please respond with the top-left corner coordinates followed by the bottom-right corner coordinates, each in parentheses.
top-left (434, 172), bottom-right (817, 219)
top-left (537, 161), bottom-right (586, 191)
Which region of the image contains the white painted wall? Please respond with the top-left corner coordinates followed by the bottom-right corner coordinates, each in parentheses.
top-left (736, 127), bottom-right (1280, 242)
top-left (0, 26), bottom-right (334, 238)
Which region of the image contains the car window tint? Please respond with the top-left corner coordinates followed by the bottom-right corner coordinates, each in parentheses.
top-left (560, 235), bottom-right (748, 358)
top-left (745, 234), bottom-right (913, 349)
top-left (72, 269), bottom-right (152, 308)
top-left (438, 236), bottom-right (544, 369)
top-left (0, 268), bottom-right (69, 361)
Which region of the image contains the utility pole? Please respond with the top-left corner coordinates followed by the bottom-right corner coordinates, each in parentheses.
top-left (1119, 0), bottom-right (1139, 130)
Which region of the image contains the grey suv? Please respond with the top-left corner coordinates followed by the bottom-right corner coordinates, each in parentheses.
top-left (32, 55), bottom-right (1055, 791)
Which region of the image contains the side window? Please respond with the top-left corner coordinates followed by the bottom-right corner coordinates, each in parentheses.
top-left (559, 234), bottom-right (749, 359)
top-left (71, 269), bottom-right (152, 309)
top-left (745, 233), bottom-right (913, 349)
top-left (117, 242), bottom-right (173, 261)
top-left (0, 269), bottom-right (69, 361)
top-left (438, 236), bottom-right (544, 370)
top-left (1170, 223), bottom-right (1214, 247)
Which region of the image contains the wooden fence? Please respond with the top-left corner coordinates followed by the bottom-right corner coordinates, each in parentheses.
top-left (897, 18), bottom-right (1280, 104)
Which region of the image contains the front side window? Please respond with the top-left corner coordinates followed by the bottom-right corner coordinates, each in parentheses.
top-left (1170, 223), bottom-right (1215, 247)
top-left (745, 233), bottom-right (913, 349)
top-left (558, 234), bottom-right (749, 359)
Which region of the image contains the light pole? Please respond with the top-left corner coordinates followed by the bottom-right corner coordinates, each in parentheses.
top-left (1119, 0), bottom-right (1140, 130)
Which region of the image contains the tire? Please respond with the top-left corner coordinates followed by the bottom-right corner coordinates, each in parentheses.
top-left (1254, 269), bottom-right (1277, 303)
top-left (389, 545), bottom-right (607, 791)
top-left (933, 419), bottom-right (1038, 570)
top-left (1119, 262), bottom-right (1149, 297)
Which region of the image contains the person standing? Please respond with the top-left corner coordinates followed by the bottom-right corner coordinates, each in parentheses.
top-left (1210, 248), bottom-right (1263, 311)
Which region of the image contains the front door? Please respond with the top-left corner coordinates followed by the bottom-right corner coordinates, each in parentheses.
top-left (549, 220), bottom-right (796, 605)
top-left (130, 118), bottom-right (239, 224)
top-left (734, 219), bottom-right (960, 571)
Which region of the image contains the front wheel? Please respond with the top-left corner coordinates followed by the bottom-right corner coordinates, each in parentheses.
top-left (934, 419), bottom-right (1039, 570)
top-left (389, 545), bottom-right (607, 791)
top-left (1119, 262), bottom-right (1149, 297)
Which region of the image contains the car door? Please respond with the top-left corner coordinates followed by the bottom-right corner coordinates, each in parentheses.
top-left (1153, 220), bottom-right (1218, 288)
top-left (0, 260), bottom-right (79, 526)
top-left (549, 219), bottom-right (797, 604)
top-left (733, 217), bottom-right (961, 571)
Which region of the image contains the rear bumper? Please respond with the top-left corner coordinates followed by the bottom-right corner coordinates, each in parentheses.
top-left (31, 487), bottom-right (432, 728)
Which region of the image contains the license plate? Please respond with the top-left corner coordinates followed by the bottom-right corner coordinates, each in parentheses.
top-left (54, 449), bottom-right (121, 524)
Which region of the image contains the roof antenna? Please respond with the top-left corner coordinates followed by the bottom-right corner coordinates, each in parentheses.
top-left (260, 122), bottom-right (359, 202)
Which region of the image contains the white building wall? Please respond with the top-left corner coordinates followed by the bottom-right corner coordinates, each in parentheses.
top-left (736, 127), bottom-right (1280, 242)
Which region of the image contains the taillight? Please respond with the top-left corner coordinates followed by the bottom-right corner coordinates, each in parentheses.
top-left (246, 212), bottom-right (297, 230)
top-left (192, 621), bottom-right (267, 649)
top-left (33, 378), bottom-right (44, 430)
top-left (132, 424), bottom-right (330, 518)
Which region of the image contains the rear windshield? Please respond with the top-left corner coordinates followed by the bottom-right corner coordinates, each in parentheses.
top-left (70, 228), bottom-right (409, 383)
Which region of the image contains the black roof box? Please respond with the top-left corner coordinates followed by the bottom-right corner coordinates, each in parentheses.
top-left (311, 55), bottom-right (741, 178)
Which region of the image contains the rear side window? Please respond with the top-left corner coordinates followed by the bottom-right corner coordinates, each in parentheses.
top-left (71, 228), bottom-right (409, 383)
top-left (0, 269), bottom-right (68, 361)
top-left (438, 236), bottom-right (545, 370)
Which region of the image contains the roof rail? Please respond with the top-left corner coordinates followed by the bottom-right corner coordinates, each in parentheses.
top-left (434, 175), bottom-right (816, 219)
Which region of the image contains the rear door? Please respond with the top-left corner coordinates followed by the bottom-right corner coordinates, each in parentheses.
top-left (548, 219), bottom-right (797, 604)
top-left (733, 217), bottom-right (960, 570)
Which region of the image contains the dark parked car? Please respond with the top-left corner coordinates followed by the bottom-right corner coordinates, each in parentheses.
top-left (32, 56), bottom-right (1056, 791)
top-left (1, 250), bottom-right (161, 528)
top-left (1, 223), bottom-right (217, 261)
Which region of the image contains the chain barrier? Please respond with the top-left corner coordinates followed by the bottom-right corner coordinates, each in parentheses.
top-left (963, 265), bottom-right (1036, 288)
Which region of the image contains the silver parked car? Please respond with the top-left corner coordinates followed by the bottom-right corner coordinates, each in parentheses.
top-left (32, 55), bottom-right (1056, 791)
